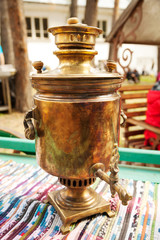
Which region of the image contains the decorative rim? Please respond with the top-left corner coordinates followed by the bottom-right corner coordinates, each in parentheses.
top-left (55, 187), bottom-right (99, 210)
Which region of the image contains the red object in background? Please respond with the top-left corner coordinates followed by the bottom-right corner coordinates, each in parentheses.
top-left (144, 90), bottom-right (160, 150)
top-left (156, 72), bottom-right (160, 82)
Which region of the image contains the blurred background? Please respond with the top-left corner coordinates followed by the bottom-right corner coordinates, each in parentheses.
top-left (0, 0), bottom-right (160, 148)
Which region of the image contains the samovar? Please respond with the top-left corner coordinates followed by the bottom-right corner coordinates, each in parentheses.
top-left (24, 17), bottom-right (132, 233)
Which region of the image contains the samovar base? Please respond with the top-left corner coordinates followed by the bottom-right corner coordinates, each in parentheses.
top-left (47, 187), bottom-right (115, 234)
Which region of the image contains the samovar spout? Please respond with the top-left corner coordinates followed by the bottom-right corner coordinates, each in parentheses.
top-left (91, 143), bottom-right (132, 206)
top-left (93, 168), bottom-right (132, 205)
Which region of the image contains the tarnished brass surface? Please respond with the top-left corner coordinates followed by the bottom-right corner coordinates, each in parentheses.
top-left (48, 188), bottom-right (114, 234)
top-left (48, 17), bottom-right (102, 50)
top-left (95, 168), bottom-right (132, 205)
top-left (56, 187), bottom-right (98, 210)
top-left (31, 18), bottom-right (122, 89)
top-left (32, 61), bottom-right (43, 73)
top-left (91, 143), bottom-right (132, 206)
top-left (34, 95), bottom-right (120, 178)
top-left (106, 60), bottom-right (117, 72)
top-left (24, 17), bottom-right (132, 232)
top-left (24, 106), bottom-right (37, 140)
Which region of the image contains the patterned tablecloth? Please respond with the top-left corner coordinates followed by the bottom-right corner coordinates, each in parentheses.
top-left (0, 159), bottom-right (160, 240)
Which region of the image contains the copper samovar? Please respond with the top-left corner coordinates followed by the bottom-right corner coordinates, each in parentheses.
top-left (24, 17), bottom-right (131, 233)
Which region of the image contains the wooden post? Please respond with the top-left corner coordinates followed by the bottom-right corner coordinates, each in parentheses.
top-left (5, 77), bottom-right (12, 113)
top-left (1, 0), bottom-right (14, 65)
top-left (84, 0), bottom-right (98, 27)
top-left (7, 0), bottom-right (32, 112)
top-left (109, 0), bottom-right (120, 60)
top-left (70, 0), bottom-right (78, 18)
top-left (112, 0), bottom-right (120, 26)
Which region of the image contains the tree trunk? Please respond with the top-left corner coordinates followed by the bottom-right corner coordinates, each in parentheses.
top-left (84, 0), bottom-right (98, 26)
top-left (112, 0), bottom-right (120, 26)
top-left (158, 46), bottom-right (160, 73)
top-left (7, 0), bottom-right (32, 112)
top-left (70, 0), bottom-right (78, 17)
top-left (109, 0), bottom-right (120, 60)
top-left (1, 0), bottom-right (14, 64)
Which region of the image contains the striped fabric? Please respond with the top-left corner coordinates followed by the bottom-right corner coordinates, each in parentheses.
top-left (0, 159), bottom-right (160, 240)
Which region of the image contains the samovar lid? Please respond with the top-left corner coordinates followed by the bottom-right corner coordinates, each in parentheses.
top-left (31, 18), bottom-right (123, 93)
top-left (48, 17), bottom-right (102, 50)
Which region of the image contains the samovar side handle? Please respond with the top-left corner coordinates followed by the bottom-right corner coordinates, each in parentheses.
top-left (24, 61), bottom-right (43, 140)
top-left (120, 109), bottom-right (127, 127)
top-left (24, 106), bottom-right (37, 140)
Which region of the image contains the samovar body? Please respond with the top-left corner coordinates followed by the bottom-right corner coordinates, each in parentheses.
top-left (35, 95), bottom-right (120, 179)
top-left (24, 18), bottom-right (131, 233)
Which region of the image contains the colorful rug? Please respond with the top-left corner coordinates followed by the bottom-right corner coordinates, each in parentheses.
top-left (0, 159), bottom-right (160, 240)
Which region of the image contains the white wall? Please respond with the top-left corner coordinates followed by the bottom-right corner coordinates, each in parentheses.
top-left (24, 2), bottom-right (158, 75)
top-left (24, 3), bottom-right (68, 69)
top-left (24, 2), bottom-right (113, 70)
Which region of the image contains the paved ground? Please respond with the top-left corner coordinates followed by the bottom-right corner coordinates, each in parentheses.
top-left (0, 111), bottom-right (25, 137)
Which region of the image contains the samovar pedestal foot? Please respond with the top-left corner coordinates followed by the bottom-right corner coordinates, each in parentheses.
top-left (47, 188), bottom-right (115, 234)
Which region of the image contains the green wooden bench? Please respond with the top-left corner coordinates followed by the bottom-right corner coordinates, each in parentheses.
top-left (0, 136), bottom-right (160, 183)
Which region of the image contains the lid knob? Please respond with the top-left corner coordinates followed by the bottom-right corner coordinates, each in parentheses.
top-left (67, 17), bottom-right (79, 25)
top-left (106, 60), bottom-right (116, 72)
top-left (32, 61), bottom-right (43, 73)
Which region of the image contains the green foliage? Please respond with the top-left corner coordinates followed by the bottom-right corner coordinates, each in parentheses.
top-left (140, 75), bottom-right (156, 83)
